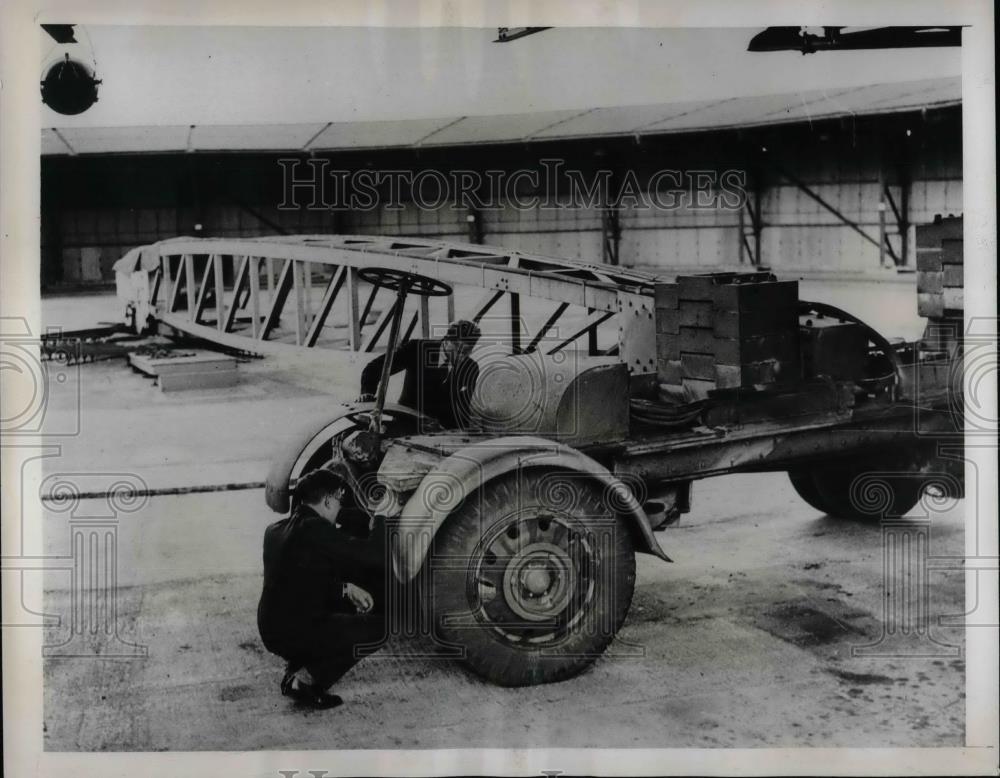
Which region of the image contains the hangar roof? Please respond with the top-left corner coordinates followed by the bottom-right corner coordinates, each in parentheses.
top-left (42, 76), bottom-right (959, 156)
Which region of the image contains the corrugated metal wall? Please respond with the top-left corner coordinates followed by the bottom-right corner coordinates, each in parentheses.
top-left (41, 107), bottom-right (961, 287)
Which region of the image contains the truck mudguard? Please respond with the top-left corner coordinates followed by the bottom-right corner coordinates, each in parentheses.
top-left (390, 435), bottom-right (671, 582)
top-left (264, 402), bottom-right (433, 514)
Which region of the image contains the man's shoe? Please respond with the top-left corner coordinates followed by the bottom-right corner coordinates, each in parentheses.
top-left (284, 679), bottom-right (343, 710)
top-left (280, 671), bottom-right (296, 697)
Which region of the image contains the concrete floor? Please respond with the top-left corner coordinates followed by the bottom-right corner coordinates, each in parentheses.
top-left (40, 481), bottom-right (965, 751)
top-left (37, 282), bottom-right (964, 751)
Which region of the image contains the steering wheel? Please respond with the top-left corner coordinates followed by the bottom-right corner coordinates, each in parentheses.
top-left (358, 267), bottom-right (452, 297)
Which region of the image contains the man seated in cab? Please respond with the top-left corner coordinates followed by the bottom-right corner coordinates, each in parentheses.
top-left (257, 469), bottom-right (387, 710)
top-left (358, 318), bottom-right (481, 429)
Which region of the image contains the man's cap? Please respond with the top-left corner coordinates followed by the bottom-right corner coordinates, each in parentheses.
top-left (443, 319), bottom-right (481, 345)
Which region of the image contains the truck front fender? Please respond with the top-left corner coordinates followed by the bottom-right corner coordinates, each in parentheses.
top-left (390, 436), bottom-right (671, 582)
top-left (264, 402), bottom-right (435, 513)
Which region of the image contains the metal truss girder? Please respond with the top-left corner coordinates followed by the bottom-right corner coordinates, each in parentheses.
top-left (525, 302), bottom-right (570, 354)
top-left (362, 297), bottom-right (400, 353)
top-left (303, 265), bottom-right (347, 347)
top-left (148, 235), bottom-right (653, 312)
top-left (469, 289), bottom-right (505, 323)
top-left (545, 309), bottom-right (615, 355)
top-left (260, 258), bottom-right (295, 341)
top-left (123, 235), bottom-right (660, 372)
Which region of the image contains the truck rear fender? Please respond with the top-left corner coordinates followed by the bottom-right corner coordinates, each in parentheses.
top-left (391, 436), bottom-right (671, 582)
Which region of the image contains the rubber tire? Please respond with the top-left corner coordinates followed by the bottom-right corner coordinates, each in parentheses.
top-left (427, 470), bottom-right (636, 687)
top-left (788, 469), bottom-right (829, 514)
top-left (791, 461), bottom-right (923, 521)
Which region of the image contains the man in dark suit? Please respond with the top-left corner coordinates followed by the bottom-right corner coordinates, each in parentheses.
top-left (359, 319), bottom-right (481, 429)
top-left (257, 469), bottom-right (388, 710)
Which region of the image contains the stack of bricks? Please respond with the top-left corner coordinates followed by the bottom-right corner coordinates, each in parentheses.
top-left (654, 283), bottom-right (681, 385)
top-left (916, 216), bottom-right (963, 350)
top-left (655, 272), bottom-right (800, 398)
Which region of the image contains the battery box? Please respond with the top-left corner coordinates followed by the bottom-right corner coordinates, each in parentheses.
top-left (798, 315), bottom-right (868, 381)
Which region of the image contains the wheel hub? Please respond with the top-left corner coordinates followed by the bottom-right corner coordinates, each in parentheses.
top-left (522, 565), bottom-right (551, 595)
top-left (502, 541), bottom-right (575, 621)
top-left (469, 511), bottom-right (598, 645)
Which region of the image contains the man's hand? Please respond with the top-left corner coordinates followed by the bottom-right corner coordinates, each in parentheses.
top-left (344, 583), bottom-right (374, 614)
top-left (357, 393), bottom-right (376, 403)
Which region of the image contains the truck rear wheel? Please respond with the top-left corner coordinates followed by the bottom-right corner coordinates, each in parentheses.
top-left (427, 470), bottom-right (635, 686)
top-left (788, 460), bottom-right (923, 521)
top-left (788, 469), bottom-right (828, 514)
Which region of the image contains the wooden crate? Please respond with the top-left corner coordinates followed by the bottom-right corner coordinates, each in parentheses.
top-left (129, 351), bottom-right (239, 392)
top-left (670, 273), bottom-right (801, 394)
top-left (915, 217), bottom-right (963, 319)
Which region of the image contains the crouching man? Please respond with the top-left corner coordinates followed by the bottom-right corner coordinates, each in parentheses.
top-left (257, 469), bottom-right (386, 710)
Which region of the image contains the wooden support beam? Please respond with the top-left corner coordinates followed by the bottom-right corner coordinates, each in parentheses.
top-left (304, 265), bottom-right (346, 347)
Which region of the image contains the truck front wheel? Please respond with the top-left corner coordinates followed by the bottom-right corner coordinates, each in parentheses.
top-left (427, 470), bottom-right (636, 686)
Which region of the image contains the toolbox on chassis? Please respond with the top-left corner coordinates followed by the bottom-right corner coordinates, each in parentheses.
top-left (264, 229), bottom-right (965, 688)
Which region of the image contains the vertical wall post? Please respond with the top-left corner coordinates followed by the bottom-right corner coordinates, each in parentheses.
top-left (601, 207), bottom-right (621, 266)
top-left (752, 168), bottom-right (763, 267)
top-left (878, 166), bottom-right (887, 267)
top-left (467, 207), bottom-right (484, 245)
top-left (898, 160), bottom-right (911, 267)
